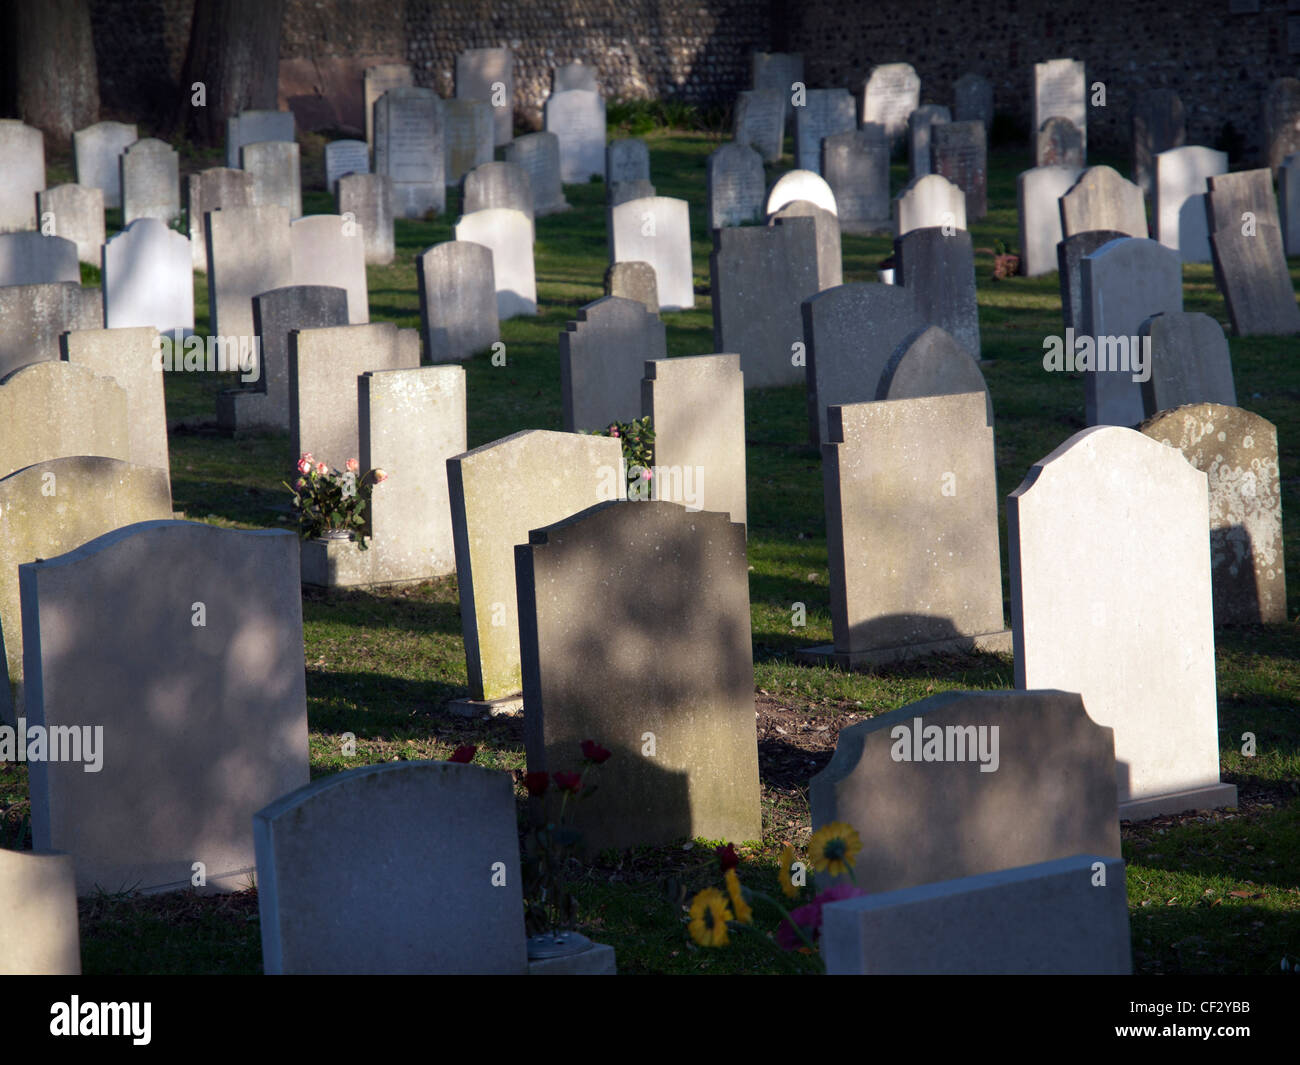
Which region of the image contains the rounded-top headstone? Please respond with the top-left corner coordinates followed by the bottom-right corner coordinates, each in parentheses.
top-left (604, 260), bottom-right (659, 313)
top-left (462, 160), bottom-right (534, 221)
top-left (766, 170), bottom-right (837, 217)
top-left (877, 324), bottom-right (992, 424)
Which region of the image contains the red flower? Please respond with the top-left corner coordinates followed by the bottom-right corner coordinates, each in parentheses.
top-left (553, 771), bottom-right (582, 794)
top-left (580, 739), bottom-right (611, 764)
top-left (775, 883), bottom-right (868, 951)
top-left (296, 456), bottom-right (312, 475)
top-left (449, 744), bottom-right (477, 764)
top-left (715, 843), bottom-right (740, 872)
top-left (524, 771), bottom-right (550, 797)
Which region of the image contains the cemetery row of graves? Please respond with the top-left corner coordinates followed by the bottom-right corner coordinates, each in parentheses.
top-left (0, 50), bottom-right (1297, 975)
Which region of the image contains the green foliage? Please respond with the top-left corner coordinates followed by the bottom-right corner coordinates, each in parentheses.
top-left (588, 416), bottom-right (655, 499)
top-left (284, 456), bottom-right (384, 549)
top-left (606, 97), bottom-right (716, 136)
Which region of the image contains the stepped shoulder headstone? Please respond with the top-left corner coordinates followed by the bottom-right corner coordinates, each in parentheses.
top-left (417, 241), bottom-right (499, 361)
top-left (1059, 166), bottom-right (1147, 239)
top-left (560, 295), bottom-right (667, 431)
top-left (73, 121), bottom-right (137, 209)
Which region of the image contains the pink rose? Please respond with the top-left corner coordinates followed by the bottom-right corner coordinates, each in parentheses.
top-left (315, 462), bottom-right (328, 476)
top-left (641, 467), bottom-right (652, 481)
top-left (346, 458), bottom-right (360, 473)
top-left (297, 457), bottom-right (312, 475)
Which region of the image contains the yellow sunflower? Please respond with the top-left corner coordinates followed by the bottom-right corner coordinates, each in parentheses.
top-left (778, 843), bottom-right (800, 898)
top-left (688, 887), bottom-right (733, 947)
top-left (724, 868), bottom-right (753, 924)
top-left (808, 821), bottom-right (862, 877)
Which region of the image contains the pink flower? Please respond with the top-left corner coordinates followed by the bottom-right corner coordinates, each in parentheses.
top-left (346, 458), bottom-right (360, 473)
top-left (609, 427), bottom-right (620, 438)
top-left (373, 469), bottom-right (389, 483)
top-left (295, 478), bottom-right (306, 490)
top-left (297, 457), bottom-right (312, 475)
top-left (315, 462), bottom-right (328, 476)
top-left (640, 467), bottom-right (652, 481)
top-left (775, 883), bottom-right (868, 951)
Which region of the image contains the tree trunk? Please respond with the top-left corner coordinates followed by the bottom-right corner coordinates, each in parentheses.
top-left (177, 0), bottom-right (286, 147)
top-left (3, 0), bottom-right (99, 148)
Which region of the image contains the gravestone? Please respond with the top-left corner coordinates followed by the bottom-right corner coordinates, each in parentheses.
top-left (1034, 58), bottom-right (1087, 158)
top-left (290, 215), bottom-right (369, 324)
top-left (505, 132), bottom-right (569, 215)
top-left (895, 173), bottom-right (966, 237)
top-left (752, 51), bottom-right (803, 133)
top-left (454, 208), bottom-right (537, 318)
top-left (447, 429), bottom-right (623, 705)
top-left (1036, 116), bottom-right (1084, 169)
top-left (0, 120), bottom-right (44, 233)
top-left (337, 172), bottom-right (395, 265)
top-left (374, 87), bottom-right (446, 218)
top-left (822, 855), bottom-right (1131, 975)
top-left (895, 226), bottom-right (981, 359)
top-left (1281, 154), bottom-right (1300, 255)
top-left (711, 217), bottom-right (821, 389)
top-left (1017, 165), bottom-right (1082, 276)
top-left (803, 282), bottom-right (925, 447)
top-left (62, 326), bottom-right (170, 473)
top-left (462, 161), bottom-right (534, 222)
top-left (289, 321), bottom-right (421, 470)
top-left (706, 142), bottom-right (764, 229)
top-left (255, 762), bottom-right (526, 974)
top-left (877, 325), bottom-right (992, 426)
top-left (811, 690), bottom-right (1120, 894)
top-left (1059, 166), bottom-right (1147, 239)
top-left (862, 62), bottom-right (921, 147)
top-left (1080, 237), bottom-right (1183, 426)
top-left (605, 261), bottom-right (658, 312)
top-left (37, 184), bottom-right (104, 265)
top-left (769, 200), bottom-right (843, 290)
top-left (642, 354), bottom-right (747, 527)
top-left (1139, 402), bottom-right (1284, 625)
top-left (734, 89), bottom-right (785, 162)
top-left (824, 129), bottom-right (890, 232)
top-left (908, 104), bottom-right (951, 179)
top-left (1138, 311), bottom-right (1236, 417)
top-left (187, 167), bottom-right (254, 270)
top-left (217, 285), bottom-right (349, 433)
top-left (0, 233), bottom-right (79, 287)
top-left (324, 139), bottom-right (369, 195)
top-left (545, 89), bottom-right (605, 183)
top-left (766, 169), bottom-right (837, 216)
top-left (225, 109), bottom-right (295, 168)
top-left (931, 121), bottom-right (987, 220)
top-left (607, 138), bottom-right (650, 185)
top-left (1057, 229), bottom-right (1128, 331)
top-left (363, 64), bottom-right (413, 150)
top-left (443, 99), bottom-right (495, 185)
top-left (0, 456), bottom-right (172, 714)
top-left (608, 179), bottom-right (656, 207)
top-left (22, 521), bottom-right (311, 895)
top-left (794, 89), bottom-right (856, 174)
top-left (1263, 77), bottom-right (1300, 177)
top-left (1010, 427), bottom-right (1238, 819)
top-left (417, 241), bottom-right (499, 361)
top-left (205, 205), bottom-right (292, 341)
top-left (1154, 146), bottom-right (1227, 262)
top-left (456, 47), bottom-right (514, 146)
top-left (0, 850), bottom-right (80, 974)
top-left (560, 295), bottom-right (667, 431)
top-left (243, 140), bottom-right (302, 219)
top-left (73, 121), bottom-right (137, 209)
top-left (1204, 168), bottom-right (1280, 234)
top-left (1132, 89), bottom-right (1185, 198)
top-left (0, 283), bottom-right (101, 375)
top-left (609, 196), bottom-right (694, 311)
top-left (953, 73), bottom-right (994, 129)
top-left (799, 391), bottom-right (1010, 667)
top-left (1208, 222), bottom-right (1300, 336)
top-left (0, 361), bottom-right (127, 480)
top-left (102, 218), bottom-right (194, 335)
top-left (120, 139), bottom-right (180, 225)
top-left (517, 501), bottom-right (761, 850)
top-left (554, 62), bottom-right (598, 93)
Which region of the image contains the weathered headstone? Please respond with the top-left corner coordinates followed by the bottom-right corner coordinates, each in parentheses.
top-left (545, 89), bottom-right (605, 184)
top-left (417, 241), bottom-right (499, 361)
top-left (0, 282), bottom-right (101, 375)
top-left (373, 87), bottom-right (446, 218)
top-left (22, 521), bottom-right (311, 895)
top-left (337, 172), bottom-right (395, 266)
top-left (505, 131), bottom-right (569, 215)
top-left (825, 129), bottom-right (890, 232)
top-left (1263, 77), bottom-right (1300, 178)
top-left (1017, 165), bottom-right (1082, 276)
top-left (454, 208), bottom-right (537, 318)
top-left (794, 89), bottom-right (855, 174)
top-left (766, 169), bottom-right (837, 216)
top-left (1132, 89), bottom-right (1185, 198)
top-left (554, 62), bottom-right (598, 93)
top-left (0, 120), bottom-right (44, 233)
top-left (225, 109), bottom-right (295, 169)
top-left (560, 295), bottom-right (667, 431)
top-left (1009, 426), bottom-right (1238, 819)
top-left (205, 205), bottom-right (292, 341)
top-left (242, 140), bottom-right (302, 219)
top-left (642, 353), bottom-right (747, 527)
top-left (0, 850), bottom-right (81, 974)
top-left (462, 161), bottom-right (534, 222)
top-left (895, 226), bottom-right (982, 359)
top-left (607, 138), bottom-right (650, 185)
top-left (1204, 168), bottom-right (1280, 234)
top-left (456, 47), bottom-right (514, 147)
top-left (803, 282), bottom-right (924, 447)
top-left (1034, 58), bottom-right (1087, 158)
top-left (443, 99), bottom-right (495, 185)
top-left (768, 200), bottom-right (843, 289)
top-left (706, 142), bottom-right (764, 229)
top-left (908, 104), bottom-right (951, 180)
top-left (324, 139), bottom-right (369, 195)
top-left (1208, 221), bottom-right (1300, 336)
top-left (953, 73), bottom-right (994, 129)
top-left (862, 62), bottom-right (921, 148)
top-left (608, 178), bottom-right (656, 207)
top-left (609, 196), bottom-right (694, 311)
top-left (517, 501), bottom-right (761, 850)
top-left (877, 324), bottom-right (992, 425)
top-left (254, 762), bottom-right (526, 974)
top-left (1139, 402), bottom-right (1284, 625)
top-left (447, 430), bottom-right (623, 705)
top-left (604, 261), bottom-right (658, 312)
top-left (36, 184), bottom-right (104, 266)
top-left (102, 218), bottom-right (194, 335)
top-left (895, 173), bottom-right (966, 237)
top-left (1057, 229), bottom-right (1128, 331)
top-left (187, 166), bottom-right (254, 271)
top-left (1154, 146), bottom-right (1227, 262)
top-left (363, 64), bottom-right (413, 150)
top-left (120, 138), bottom-right (180, 225)
top-left (0, 233), bottom-right (79, 287)
top-left (752, 51), bottom-right (803, 134)
top-left (1138, 311), bottom-right (1236, 417)
top-left (73, 121), bottom-right (137, 209)
top-left (1036, 116), bottom-right (1084, 169)
top-left (734, 89), bottom-right (785, 163)
top-left (290, 215), bottom-right (369, 324)
top-left (799, 391), bottom-right (1011, 668)
top-left (1059, 165), bottom-right (1147, 239)
top-left (0, 360), bottom-right (127, 479)
top-left (931, 120), bottom-right (987, 220)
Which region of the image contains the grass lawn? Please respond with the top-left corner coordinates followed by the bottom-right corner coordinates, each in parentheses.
top-left (4, 122), bottom-right (1298, 975)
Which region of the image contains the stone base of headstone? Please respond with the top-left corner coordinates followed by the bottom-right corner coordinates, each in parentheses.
top-left (445, 694), bottom-right (524, 719)
top-left (1118, 782), bottom-right (1238, 823)
top-left (300, 538), bottom-right (442, 590)
top-left (527, 942), bottom-right (617, 975)
top-left (795, 629), bottom-right (1012, 670)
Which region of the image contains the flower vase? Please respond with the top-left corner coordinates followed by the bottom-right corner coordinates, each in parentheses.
top-left (318, 528), bottom-right (354, 542)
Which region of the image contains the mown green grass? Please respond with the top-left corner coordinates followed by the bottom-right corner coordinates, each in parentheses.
top-left (7, 129), bottom-right (1299, 975)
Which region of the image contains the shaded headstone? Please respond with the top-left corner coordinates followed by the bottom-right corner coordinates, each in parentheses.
top-left (608, 178), bottom-right (656, 207)
top-left (931, 121), bottom-right (987, 220)
top-left (1154, 146), bottom-right (1227, 262)
top-left (752, 51), bottom-right (803, 134)
top-left (768, 200), bottom-right (843, 289)
top-left (1036, 116), bottom-right (1084, 169)
top-left (895, 173), bottom-right (966, 237)
top-left (1017, 165), bottom-right (1082, 276)
top-left (1034, 58), bottom-right (1087, 158)
top-left (1204, 168), bottom-right (1280, 233)
top-left (447, 430), bottom-right (623, 704)
top-left (794, 89), bottom-right (856, 175)
top-left (324, 139), bottom-right (369, 195)
top-left (1009, 426), bottom-right (1238, 819)
top-left (0, 361), bottom-right (127, 480)
top-left (554, 62), bottom-right (598, 93)
top-left (560, 295), bottom-right (667, 431)
top-left (766, 169), bottom-right (837, 216)
top-left (517, 501), bottom-right (761, 850)
top-left (36, 184), bottom-right (104, 266)
top-left (953, 73), bottom-right (993, 129)
top-left (0, 233), bottom-right (79, 287)
top-left (734, 89), bottom-right (785, 163)
top-left (454, 207), bottom-right (537, 318)
top-left (443, 99), bottom-right (495, 185)
top-left (243, 140), bottom-right (302, 218)
top-left (1059, 165), bottom-right (1147, 239)
top-left (363, 64), bottom-right (413, 150)
top-left (877, 324), bottom-right (992, 425)
top-left (544, 89), bottom-right (605, 183)
top-left (456, 47), bottom-right (514, 147)
top-left (803, 282), bottom-right (924, 447)
top-left (0, 282), bottom-right (101, 375)
top-left (1208, 221), bottom-right (1300, 336)
top-left (374, 87), bottom-right (446, 218)
top-left (1138, 311), bottom-right (1236, 417)
top-left (607, 138), bottom-right (650, 185)
top-left (418, 241), bottom-right (499, 361)
top-left (908, 104), bottom-right (951, 180)
top-left (0, 850), bottom-right (81, 974)
top-left (187, 166), bottom-right (254, 271)
top-left (205, 205), bottom-right (292, 341)
top-left (609, 196), bottom-right (694, 311)
top-left (1139, 402), bottom-right (1284, 625)
top-left (1132, 89), bottom-right (1185, 198)
top-left (225, 109), bottom-right (295, 169)
top-left (102, 218), bottom-right (194, 335)
top-left (642, 353), bottom-right (747, 527)
top-left (255, 762), bottom-right (525, 974)
top-left (0, 120), bottom-right (44, 233)
top-left (1057, 229), bottom-right (1128, 331)
top-left (120, 138), bottom-right (180, 225)
top-left (290, 215), bottom-right (369, 324)
top-left (22, 521), bottom-right (311, 895)
top-left (862, 62), bottom-right (921, 147)
top-left (337, 172), bottom-right (395, 265)
top-left (505, 132), bottom-right (569, 215)
top-left (1280, 153), bottom-right (1300, 255)
top-left (895, 226), bottom-right (982, 359)
top-left (706, 142), bottom-right (764, 229)
top-left (1263, 77), bottom-right (1300, 177)
top-left (604, 261), bottom-right (658, 312)
top-left (462, 161), bottom-right (534, 222)
top-left (825, 129), bottom-right (891, 232)
top-left (73, 121), bottom-right (137, 209)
